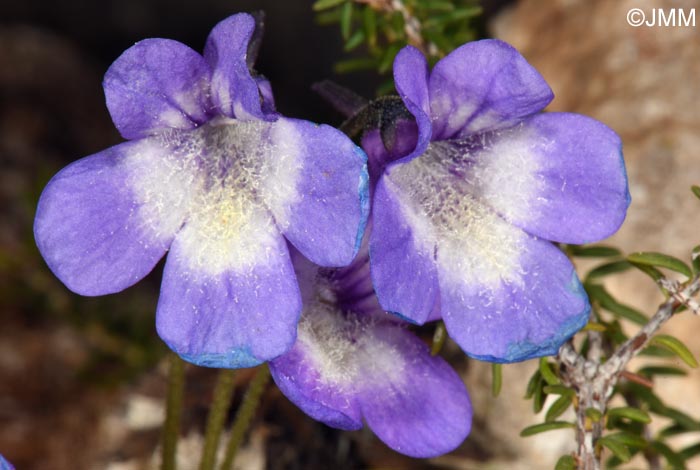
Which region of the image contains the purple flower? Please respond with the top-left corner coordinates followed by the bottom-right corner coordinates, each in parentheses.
top-left (0, 454), bottom-right (13, 470)
top-left (366, 41), bottom-right (630, 363)
top-left (33, 14), bottom-right (369, 368)
top-left (269, 242), bottom-right (472, 457)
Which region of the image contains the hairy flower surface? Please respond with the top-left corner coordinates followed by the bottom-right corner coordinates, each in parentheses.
top-left (367, 41), bottom-right (630, 362)
top-left (34, 14), bottom-right (369, 368)
top-left (269, 243), bottom-right (472, 457)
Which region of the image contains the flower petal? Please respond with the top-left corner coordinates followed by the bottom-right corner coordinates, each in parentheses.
top-left (361, 118), bottom-right (420, 185)
top-left (269, 341), bottom-right (363, 430)
top-left (204, 13), bottom-right (264, 120)
top-left (270, 305), bottom-right (471, 457)
top-left (463, 113), bottom-right (630, 244)
top-left (34, 140), bottom-right (187, 296)
top-left (392, 46), bottom-right (432, 163)
top-left (375, 141), bottom-right (590, 351)
top-left (104, 39), bottom-right (212, 140)
top-left (369, 174), bottom-right (440, 324)
top-left (261, 117), bottom-right (369, 267)
top-left (359, 323), bottom-right (472, 457)
top-left (0, 454), bottom-right (14, 470)
top-left (156, 209), bottom-right (301, 368)
top-left (439, 231), bottom-right (589, 363)
top-left (256, 76), bottom-right (277, 114)
top-left (428, 39), bottom-right (553, 140)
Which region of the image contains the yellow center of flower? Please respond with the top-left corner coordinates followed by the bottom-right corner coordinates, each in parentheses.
top-left (386, 131), bottom-right (540, 287)
top-left (126, 118), bottom-right (302, 274)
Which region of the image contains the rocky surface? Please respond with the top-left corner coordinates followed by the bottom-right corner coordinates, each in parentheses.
top-left (480, 0), bottom-right (700, 466)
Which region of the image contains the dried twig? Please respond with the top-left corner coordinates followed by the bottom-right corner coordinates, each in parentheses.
top-left (556, 275), bottom-right (700, 470)
top-left (355, 0), bottom-right (438, 55)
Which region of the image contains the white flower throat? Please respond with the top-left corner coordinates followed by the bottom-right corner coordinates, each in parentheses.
top-left (126, 118), bottom-right (302, 274)
top-left (387, 128), bottom-right (542, 287)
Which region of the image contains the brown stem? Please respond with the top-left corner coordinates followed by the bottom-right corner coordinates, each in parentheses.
top-left (556, 275), bottom-right (700, 469)
top-left (354, 0), bottom-right (437, 55)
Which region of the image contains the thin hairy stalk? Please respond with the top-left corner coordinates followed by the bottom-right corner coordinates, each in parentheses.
top-left (219, 365), bottom-right (271, 470)
top-left (162, 353), bottom-right (186, 470)
top-left (199, 369), bottom-right (237, 470)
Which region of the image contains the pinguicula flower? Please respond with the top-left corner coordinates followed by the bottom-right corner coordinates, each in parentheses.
top-left (0, 454), bottom-right (13, 470)
top-left (269, 241), bottom-right (472, 457)
top-left (366, 41), bottom-right (630, 362)
top-left (33, 13), bottom-right (369, 368)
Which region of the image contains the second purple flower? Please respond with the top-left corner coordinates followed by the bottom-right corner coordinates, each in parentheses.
top-left (367, 41), bottom-right (631, 363)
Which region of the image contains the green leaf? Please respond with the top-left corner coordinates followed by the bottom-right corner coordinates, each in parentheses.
top-left (334, 58), bottom-right (376, 73)
top-left (524, 371), bottom-right (542, 399)
top-left (491, 363), bottom-right (502, 398)
top-left (640, 345), bottom-right (675, 358)
top-left (658, 406), bottom-right (700, 431)
top-left (677, 304), bottom-right (691, 315)
top-left (554, 455), bottom-right (576, 470)
top-left (546, 395), bottom-right (573, 422)
top-left (650, 334), bottom-right (698, 368)
top-left (692, 245), bottom-right (700, 275)
top-left (637, 365), bottom-right (688, 377)
top-left (375, 79), bottom-right (396, 96)
top-left (586, 284), bottom-right (648, 325)
top-left (692, 185), bottom-right (700, 200)
top-left (607, 320), bottom-right (630, 345)
top-left (543, 385), bottom-right (575, 397)
top-left (423, 6), bottom-right (482, 28)
top-left (362, 7), bottom-right (377, 48)
top-left (539, 358), bottom-right (560, 386)
top-left (343, 30), bottom-right (365, 51)
top-left (604, 455), bottom-right (625, 468)
top-left (520, 421), bottom-right (575, 437)
top-left (389, 11), bottom-right (405, 39)
top-left (586, 261), bottom-right (632, 281)
top-left (422, 30), bottom-right (452, 54)
top-left (570, 245), bottom-right (623, 258)
top-left (430, 321), bottom-right (447, 356)
top-left (598, 436), bottom-right (631, 462)
top-left (658, 423), bottom-right (688, 438)
top-left (624, 383), bottom-right (665, 413)
top-left (605, 431), bottom-right (648, 449)
top-left (586, 408), bottom-right (603, 422)
top-left (608, 407), bottom-right (652, 424)
top-left (420, 0), bottom-right (456, 12)
top-left (650, 440), bottom-right (686, 469)
top-left (679, 442), bottom-right (700, 461)
top-left (630, 262), bottom-right (665, 283)
top-left (378, 44), bottom-right (401, 74)
top-left (583, 322), bottom-right (608, 332)
top-left (628, 252), bottom-right (693, 279)
top-left (312, 0), bottom-right (346, 11)
top-left (533, 378), bottom-right (547, 414)
top-left (340, 1), bottom-right (353, 40)
top-left (315, 9), bottom-right (342, 25)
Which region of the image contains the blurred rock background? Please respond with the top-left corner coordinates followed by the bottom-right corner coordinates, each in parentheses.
top-left (478, 0), bottom-right (700, 468)
top-left (1, 0), bottom-right (699, 468)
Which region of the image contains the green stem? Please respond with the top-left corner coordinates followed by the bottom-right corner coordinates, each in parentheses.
top-left (219, 365), bottom-right (270, 470)
top-left (199, 369), bottom-right (237, 470)
top-left (162, 353), bottom-right (186, 470)
top-left (491, 363), bottom-right (503, 397)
